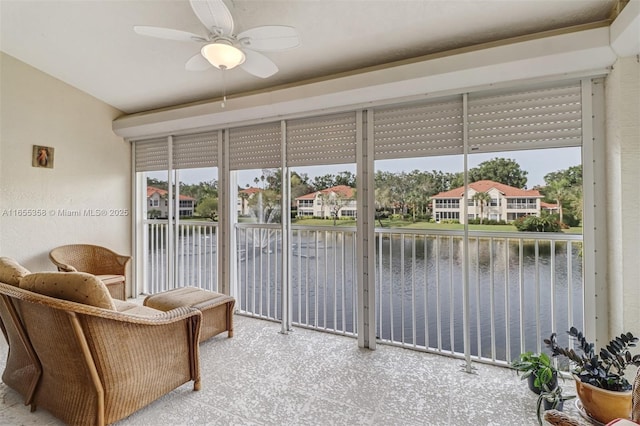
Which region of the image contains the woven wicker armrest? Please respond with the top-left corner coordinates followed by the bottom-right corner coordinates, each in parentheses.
top-left (52, 262), bottom-right (77, 272)
top-left (115, 254), bottom-right (131, 267)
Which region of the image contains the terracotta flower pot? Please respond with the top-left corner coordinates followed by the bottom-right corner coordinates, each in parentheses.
top-left (574, 375), bottom-right (632, 424)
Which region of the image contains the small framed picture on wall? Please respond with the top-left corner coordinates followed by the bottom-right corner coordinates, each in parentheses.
top-left (32, 145), bottom-right (54, 169)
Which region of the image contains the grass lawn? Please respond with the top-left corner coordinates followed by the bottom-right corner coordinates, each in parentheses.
top-left (293, 217), bottom-right (583, 234)
top-left (293, 218), bottom-right (357, 227)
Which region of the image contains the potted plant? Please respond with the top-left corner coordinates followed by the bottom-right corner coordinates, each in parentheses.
top-left (536, 384), bottom-right (575, 426)
top-left (545, 327), bottom-right (640, 423)
top-left (512, 351), bottom-right (558, 394)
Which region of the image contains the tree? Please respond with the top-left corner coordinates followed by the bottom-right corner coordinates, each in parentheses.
top-left (468, 158), bottom-right (528, 188)
top-left (195, 196), bottom-right (218, 221)
top-left (544, 178), bottom-right (571, 225)
top-left (334, 171), bottom-right (356, 187)
top-left (405, 170), bottom-right (434, 221)
top-left (375, 170), bottom-right (449, 222)
top-left (261, 169), bottom-right (313, 207)
top-left (262, 168), bottom-right (281, 191)
top-left (374, 171), bottom-right (394, 213)
top-left (290, 172), bottom-right (313, 206)
top-left (430, 170), bottom-right (462, 193)
top-left (147, 177), bottom-right (168, 190)
top-left (472, 191), bottom-right (491, 224)
top-left (543, 165), bottom-right (582, 226)
top-left (386, 172), bottom-right (411, 215)
top-left (180, 180), bottom-right (217, 204)
top-left (312, 174), bottom-right (338, 191)
top-left (544, 165), bottom-right (582, 188)
top-left (447, 171), bottom-right (465, 191)
top-left (568, 189), bottom-right (583, 225)
top-left (319, 188), bottom-right (354, 226)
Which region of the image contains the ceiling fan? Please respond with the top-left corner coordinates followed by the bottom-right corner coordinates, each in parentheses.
top-left (134, 0), bottom-right (300, 79)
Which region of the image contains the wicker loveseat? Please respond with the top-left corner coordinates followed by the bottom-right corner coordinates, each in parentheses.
top-left (0, 258), bottom-right (202, 426)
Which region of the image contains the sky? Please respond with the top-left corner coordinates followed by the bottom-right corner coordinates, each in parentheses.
top-left (153, 146), bottom-right (582, 190)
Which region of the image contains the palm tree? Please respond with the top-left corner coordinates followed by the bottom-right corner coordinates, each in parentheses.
top-left (546, 179), bottom-right (570, 225)
top-left (472, 191), bottom-right (492, 224)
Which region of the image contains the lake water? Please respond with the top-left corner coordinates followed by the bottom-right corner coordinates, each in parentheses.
top-left (237, 228), bottom-right (584, 363)
top-left (148, 225), bottom-right (584, 364)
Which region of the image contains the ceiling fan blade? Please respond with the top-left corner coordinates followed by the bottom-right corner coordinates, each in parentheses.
top-left (185, 53), bottom-right (212, 71)
top-left (190, 0), bottom-right (234, 36)
top-left (237, 26), bottom-right (300, 52)
top-left (134, 26), bottom-right (206, 42)
top-left (240, 49), bottom-right (278, 78)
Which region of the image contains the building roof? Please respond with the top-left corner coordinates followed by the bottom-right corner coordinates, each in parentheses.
top-left (147, 186), bottom-right (196, 201)
top-left (540, 201), bottom-right (559, 210)
top-left (295, 185), bottom-right (355, 200)
top-left (239, 187), bottom-right (261, 195)
top-left (431, 180), bottom-right (542, 199)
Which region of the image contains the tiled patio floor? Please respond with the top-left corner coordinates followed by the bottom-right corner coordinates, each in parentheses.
top-left (1, 314), bottom-right (584, 425)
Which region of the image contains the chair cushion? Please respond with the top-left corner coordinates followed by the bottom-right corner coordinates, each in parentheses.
top-left (20, 272), bottom-right (116, 310)
top-left (113, 299), bottom-right (164, 317)
top-left (95, 274), bottom-right (125, 285)
top-left (0, 257), bottom-right (31, 286)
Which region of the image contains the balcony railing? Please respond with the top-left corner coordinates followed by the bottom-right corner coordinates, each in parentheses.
top-left (144, 220), bottom-right (218, 293)
top-left (235, 224), bottom-right (358, 336)
top-left (144, 221), bottom-right (584, 367)
top-left (375, 228), bottom-right (583, 365)
top-left (506, 204), bottom-right (537, 209)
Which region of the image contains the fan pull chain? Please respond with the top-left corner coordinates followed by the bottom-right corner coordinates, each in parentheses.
top-left (221, 67), bottom-right (227, 108)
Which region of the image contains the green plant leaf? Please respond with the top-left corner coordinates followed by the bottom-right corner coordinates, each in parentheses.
top-left (546, 327), bottom-right (639, 391)
top-left (539, 352), bottom-right (551, 365)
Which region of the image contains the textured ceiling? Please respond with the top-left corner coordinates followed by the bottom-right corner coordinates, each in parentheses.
top-left (0, 0), bottom-right (617, 114)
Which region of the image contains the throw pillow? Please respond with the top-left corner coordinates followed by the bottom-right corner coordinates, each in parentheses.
top-left (20, 272), bottom-right (116, 310)
top-left (0, 257), bottom-right (31, 286)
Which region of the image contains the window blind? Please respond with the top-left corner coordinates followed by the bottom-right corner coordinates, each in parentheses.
top-left (467, 82), bottom-right (582, 153)
top-left (286, 111), bottom-right (357, 166)
top-left (228, 122), bottom-right (282, 170)
top-left (373, 97), bottom-right (464, 160)
top-left (134, 137), bottom-right (169, 172)
top-left (172, 131), bottom-right (218, 169)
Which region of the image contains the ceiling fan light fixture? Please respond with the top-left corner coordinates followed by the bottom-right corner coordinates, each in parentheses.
top-left (201, 42), bottom-right (245, 70)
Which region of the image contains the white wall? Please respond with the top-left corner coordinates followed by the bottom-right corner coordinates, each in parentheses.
top-left (605, 55), bottom-right (640, 337)
top-left (0, 53), bottom-right (131, 277)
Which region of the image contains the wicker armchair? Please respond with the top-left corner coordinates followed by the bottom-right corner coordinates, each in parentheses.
top-left (49, 244), bottom-right (130, 300)
top-left (0, 279), bottom-right (201, 426)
